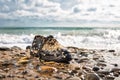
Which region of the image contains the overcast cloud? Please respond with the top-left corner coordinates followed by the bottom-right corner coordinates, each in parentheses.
top-left (0, 0), bottom-right (120, 27)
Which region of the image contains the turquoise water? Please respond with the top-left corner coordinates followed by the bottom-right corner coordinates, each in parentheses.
top-left (0, 27), bottom-right (94, 35)
top-left (0, 27), bottom-right (119, 35)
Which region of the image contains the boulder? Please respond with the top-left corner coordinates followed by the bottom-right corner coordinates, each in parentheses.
top-left (0, 47), bottom-right (10, 51)
top-left (30, 35), bottom-right (72, 63)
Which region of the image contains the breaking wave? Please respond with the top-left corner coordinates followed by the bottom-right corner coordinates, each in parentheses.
top-left (0, 28), bottom-right (120, 50)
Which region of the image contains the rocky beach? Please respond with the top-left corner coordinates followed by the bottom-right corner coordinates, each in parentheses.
top-left (0, 35), bottom-right (120, 80)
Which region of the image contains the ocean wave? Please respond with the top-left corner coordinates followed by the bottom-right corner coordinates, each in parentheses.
top-left (0, 29), bottom-right (120, 50)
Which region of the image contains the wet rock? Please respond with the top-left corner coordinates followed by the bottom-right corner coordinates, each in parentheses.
top-left (85, 73), bottom-right (100, 80)
top-left (108, 50), bottom-right (115, 52)
top-left (92, 66), bottom-right (100, 71)
top-left (38, 49), bottom-right (72, 63)
top-left (0, 47), bottom-right (10, 51)
top-left (30, 35), bottom-right (72, 63)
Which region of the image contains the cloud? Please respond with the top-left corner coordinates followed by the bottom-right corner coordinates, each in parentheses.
top-left (0, 0), bottom-right (120, 27)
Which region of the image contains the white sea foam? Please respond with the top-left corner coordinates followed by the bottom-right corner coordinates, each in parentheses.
top-left (0, 34), bottom-right (34, 49)
top-left (0, 29), bottom-right (120, 50)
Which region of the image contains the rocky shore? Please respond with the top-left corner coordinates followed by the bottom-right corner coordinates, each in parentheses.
top-left (0, 35), bottom-right (120, 80)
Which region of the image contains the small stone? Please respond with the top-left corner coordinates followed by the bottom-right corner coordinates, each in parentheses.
top-left (80, 51), bottom-right (88, 57)
top-left (18, 59), bottom-right (29, 64)
top-left (68, 77), bottom-right (81, 80)
top-left (11, 46), bottom-right (22, 51)
top-left (71, 70), bottom-right (78, 74)
top-left (22, 70), bottom-right (28, 75)
top-left (26, 46), bottom-right (31, 50)
top-left (35, 75), bottom-right (39, 78)
top-left (7, 74), bottom-right (14, 78)
top-left (2, 60), bottom-right (13, 67)
top-left (92, 67), bottom-right (100, 71)
top-left (97, 70), bottom-right (110, 75)
top-left (111, 68), bottom-right (120, 72)
top-left (108, 50), bottom-right (115, 52)
top-left (97, 62), bottom-right (107, 67)
top-left (75, 67), bottom-right (80, 70)
top-left (85, 73), bottom-right (100, 80)
top-left (18, 57), bottom-right (30, 64)
top-left (114, 64), bottom-right (118, 67)
top-left (0, 47), bottom-right (10, 51)
top-left (0, 74), bottom-right (5, 79)
top-left (98, 74), bottom-right (105, 78)
top-left (53, 73), bottom-right (70, 80)
top-left (78, 57), bottom-right (89, 63)
top-left (78, 71), bottom-right (83, 76)
top-left (105, 75), bottom-right (115, 80)
top-left (26, 46), bottom-right (31, 52)
top-left (113, 72), bottom-right (119, 77)
top-left (40, 66), bottom-right (57, 73)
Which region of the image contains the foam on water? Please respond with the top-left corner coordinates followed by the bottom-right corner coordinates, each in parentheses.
top-left (55, 29), bottom-right (120, 50)
top-left (0, 34), bottom-right (34, 49)
top-left (0, 28), bottom-right (120, 50)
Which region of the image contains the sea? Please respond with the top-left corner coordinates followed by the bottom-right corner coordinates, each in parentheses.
top-left (0, 27), bottom-right (120, 50)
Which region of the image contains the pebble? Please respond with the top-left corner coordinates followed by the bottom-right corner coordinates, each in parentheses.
top-left (0, 74), bottom-right (5, 79)
top-left (18, 59), bottom-right (29, 64)
top-left (111, 68), bottom-right (120, 72)
top-left (85, 73), bottom-right (100, 80)
top-left (68, 77), bottom-right (81, 80)
top-left (97, 62), bottom-right (107, 67)
top-left (22, 70), bottom-right (28, 75)
top-left (113, 72), bottom-right (119, 77)
top-left (105, 75), bottom-right (115, 80)
top-left (35, 75), bottom-right (39, 78)
top-left (108, 50), bottom-right (115, 52)
top-left (78, 57), bottom-right (89, 63)
top-left (53, 72), bottom-right (70, 80)
top-left (97, 70), bottom-right (110, 75)
top-left (0, 47), bottom-right (10, 51)
top-left (40, 66), bottom-right (57, 73)
top-left (92, 66), bottom-right (100, 71)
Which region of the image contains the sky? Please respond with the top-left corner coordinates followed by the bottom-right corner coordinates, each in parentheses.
top-left (0, 0), bottom-right (120, 27)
